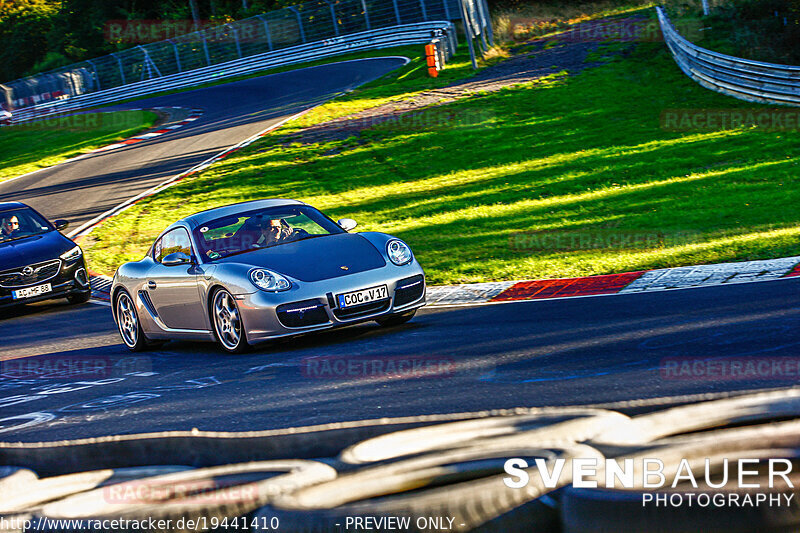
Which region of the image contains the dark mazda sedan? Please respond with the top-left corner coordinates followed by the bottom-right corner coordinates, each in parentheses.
top-left (0, 201), bottom-right (91, 308)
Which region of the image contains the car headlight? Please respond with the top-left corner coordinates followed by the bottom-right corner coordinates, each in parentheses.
top-left (387, 239), bottom-right (413, 265)
top-left (249, 268), bottom-right (291, 292)
top-left (60, 245), bottom-right (83, 262)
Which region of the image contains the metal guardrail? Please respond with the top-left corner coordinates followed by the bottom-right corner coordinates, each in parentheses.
top-left (657, 6), bottom-right (800, 106)
top-left (8, 22), bottom-right (457, 123)
top-left (0, 0), bottom-right (490, 117)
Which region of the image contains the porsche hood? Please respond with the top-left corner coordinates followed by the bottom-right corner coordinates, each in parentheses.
top-left (215, 233), bottom-right (387, 282)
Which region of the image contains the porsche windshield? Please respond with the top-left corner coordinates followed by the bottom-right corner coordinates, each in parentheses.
top-left (193, 205), bottom-right (345, 260)
top-left (0, 208), bottom-right (53, 244)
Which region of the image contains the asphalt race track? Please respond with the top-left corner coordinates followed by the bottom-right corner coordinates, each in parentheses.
top-left (1, 57), bottom-right (799, 443)
top-left (1, 276), bottom-right (798, 441)
top-left (0, 57), bottom-right (408, 230)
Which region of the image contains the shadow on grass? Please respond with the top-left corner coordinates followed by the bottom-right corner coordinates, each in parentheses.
top-left (88, 42), bottom-right (800, 283)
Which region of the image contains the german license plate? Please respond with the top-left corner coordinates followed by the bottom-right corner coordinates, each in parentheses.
top-left (337, 285), bottom-right (388, 308)
top-left (12, 283), bottom-right (52, 300)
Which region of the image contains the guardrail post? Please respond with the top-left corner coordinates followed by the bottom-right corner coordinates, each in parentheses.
top-left (420, 0), bottom-right (428, 21)
top-left (288, 7), bottom-right (307, 43)
top-left (361, 0), bottom-right (371, 30)
top-left (230, 25), bottom-right (243, 57)
top-left (86, 59), bottom-right (101, 91)
top-left (442, 0), bottom-right (451, 20)
top-left (168, 39), bottom-right (182, 72)
top-left (459, 0), bottom-right (477, 69)
top-left (200, 33), bottom-right (211, 65)
top-left (475, 0), bottom-right (489, 51)
top-left (111, 53), bottom-right (126, 85)
top-left (256, 15), bottom-right (273, 51)
top-left (324, 0), bottom-right (340, 36)
top-left (480, 0), bottom-right (493, 45)
top-left (393, 0), bottom-right (402, 25)
top-left (138, 45), bottom-right (163, 80)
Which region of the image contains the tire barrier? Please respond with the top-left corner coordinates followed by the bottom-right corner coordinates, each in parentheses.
top-left (563, 423), bottom-right (800, 532)
top-left (587, 389), bottom-right (800, 449)
top-left (340, 409), bottom-right (629, 464)
top-left (1, 467), bottom-right (193, 514)
top-left (4, 388), bottom-right (800, 532)
top-left (258, 445), bottom-right (604, 532)
top-left (0, 409), bottom-right (569, 477)
top-left (31, 461), bottom-right (336, 533)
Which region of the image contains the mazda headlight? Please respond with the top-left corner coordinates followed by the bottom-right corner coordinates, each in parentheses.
top-left (387, 239), bottom-right (413, 265)
top-left (250, 268), bottom-right (291, 292)
top-left (60, 245), bottom-right (83, 263)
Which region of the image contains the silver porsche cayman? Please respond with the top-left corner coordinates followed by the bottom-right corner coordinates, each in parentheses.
top-left (111, 199), bottom-right (426, 353)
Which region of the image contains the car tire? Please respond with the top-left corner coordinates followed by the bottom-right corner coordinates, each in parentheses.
top-left (258, 444), bottom-right (603, 533)
top-left (67, 291), bottom-right (91, 305)
top-left (33, 461), bottom-right (335, 532)
top-left (211, 288), bottom-right (249, 354)
top-left (375, 310), bottom-right (416, 327)
top-left (114, 290), bottom-right (149, 352)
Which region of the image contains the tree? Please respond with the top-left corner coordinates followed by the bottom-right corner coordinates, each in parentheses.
top-left (0, 0), bottom-right (57, 80)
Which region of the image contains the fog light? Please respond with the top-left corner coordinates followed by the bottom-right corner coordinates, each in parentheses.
top-left (74, 268), bottom-right (89, 287)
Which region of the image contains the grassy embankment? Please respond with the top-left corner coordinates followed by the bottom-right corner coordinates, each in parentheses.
top-left (85, 8), bottom-right (800, 284)
top-left (0, 110), bottom-right (158, 183)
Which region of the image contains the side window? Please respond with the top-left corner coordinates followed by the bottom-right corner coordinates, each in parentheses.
top-left (155, 228), bottom-right (193, 263)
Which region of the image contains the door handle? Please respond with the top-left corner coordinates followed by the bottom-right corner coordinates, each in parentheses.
top-left (147, 280), bottom-right (157, 289)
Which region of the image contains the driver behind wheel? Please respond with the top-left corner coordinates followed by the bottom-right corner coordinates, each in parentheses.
top-left (257, 218), bottom-right (294, 246)
top-left (0, 215), bottom-right (20, 240)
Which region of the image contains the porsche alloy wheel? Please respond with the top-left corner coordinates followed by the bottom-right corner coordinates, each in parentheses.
top-left (115, 290), bottom-right (147, 352)
top-left (212, 289), bottom-right (248, 353)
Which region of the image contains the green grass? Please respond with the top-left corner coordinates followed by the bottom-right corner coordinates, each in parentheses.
top-left (0, 110), bottom-right (158, 183)
top-left (493, 0), bottom-right (656, 43)
top-left (85, 39), bottom-right (800, 284)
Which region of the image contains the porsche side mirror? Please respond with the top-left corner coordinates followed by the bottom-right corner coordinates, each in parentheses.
top-left (162, 252), bottom-right (192, 266)
top-left (54, 219), bottom-right (69, 231)
top-left (338, 218), bottom-right (357, 231)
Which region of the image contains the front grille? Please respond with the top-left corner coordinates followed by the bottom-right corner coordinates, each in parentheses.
top-left (333, 299), bottom-right (391, 320)
top-left (0, 259), bottom-right (62, 288)
top-left (394, 275), bottom-right (425, 307)
top-left (277, 299), bottom-right (329, 328)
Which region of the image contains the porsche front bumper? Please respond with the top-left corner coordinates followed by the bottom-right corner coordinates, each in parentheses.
top-left (236, 264), bottom-right (426, 344)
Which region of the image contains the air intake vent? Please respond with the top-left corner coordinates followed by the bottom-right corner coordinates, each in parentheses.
top-left (277, 299), bottom-right (329, 328)
top-left (393, 275), bottom-right (425, 307)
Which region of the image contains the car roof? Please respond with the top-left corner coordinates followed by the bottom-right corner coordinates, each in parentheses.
top-left (177, 199), bottom-right (308, 229)
top-left (0, 201), bottom-right (27, 211)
